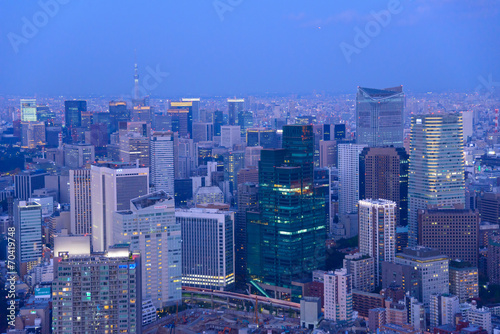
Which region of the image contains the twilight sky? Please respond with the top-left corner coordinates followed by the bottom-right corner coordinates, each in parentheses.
top-left (1, 0), bottom-right (499, 97)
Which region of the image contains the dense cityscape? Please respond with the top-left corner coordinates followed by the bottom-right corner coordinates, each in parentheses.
top-left (1, 1), bottom-right (500, 334)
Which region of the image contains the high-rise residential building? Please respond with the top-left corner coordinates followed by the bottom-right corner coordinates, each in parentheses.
top-left (356, 86), bottom-right (404, 147)
top-left (150, 131), bottom-right (175, 196)
top-left (14, 200), bottom-right (42, 277)
top-left (64, 143), bottom-right (95, 169)
top-left (90, 163), bottom-right (149, 252)
top-left (358, 199), bottom-right (396, 284)
top-left (177, 208), bottom-right (235, 290)
top-left (109, 101), bottom-right (129, 134)
top-left (418, 207), bottom-right (479, 266)
top-left (247, 125), bottom-right (326, 296)
top-left (324, 268), bottom-right (353, 324)
top-left (488, 235), bottom-right (500, 285)
top-left (21, 121), bottom-right (46, 148)
top-left (408, 113), bottom-right (465, 246)
top-left (477, 192), bottom-right (500, 225)
top-left (339, 143), bottom-right (366, 216)
top-left (220, 125), bottom-right (241, 149)
top-left (430, 294), bottom-right (460, 330)
top-left (64, 100), bottom-right (86, 128)
top-left (395, 247), bottom-right (449, 308)
top-left (69, 169), bottom-right (92, 235)
top-left (359, 147), bottom-right (409, 226)
top-left (14, 170), bottom-right (47, 200)
top-left (52, 246), bottom-right (142, 334)
top-left (113, 191), bottom-right (181, 308)
top-left (228, 98), bottom-right (244, 126)
top-left (468, 304), bottom-right (492, 334)
top-left (21, 98), bottom-right (37, 121)
top-left (449, 261), bottom-right (479, 303)
top-left (235, 182), bottom-right (258, 288)
top-left (343, 253), bottom-right (375, 292)
top-left (182, 98), bottom-right (200, 122)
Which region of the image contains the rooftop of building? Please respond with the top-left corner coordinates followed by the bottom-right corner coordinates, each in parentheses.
top-left (397, 246), bottom-right (448, 261)
top-left (130, 190), bottom-right (173, 211)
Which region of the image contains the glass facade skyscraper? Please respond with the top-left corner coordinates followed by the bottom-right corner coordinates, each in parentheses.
top-left (247, 125), bottom-right (326, 297)
top-left (356, 86), bottom-right (404, 147)
top-left (64, 100), bottom-right (86, 128)
top-left (407, 113), bottom-right (465, 246)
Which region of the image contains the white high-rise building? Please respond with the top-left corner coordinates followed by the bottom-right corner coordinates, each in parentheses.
top-left (358, 199), bottom-right (396, 284)
top-left (150, 131), bottom-right (175, 196)
top-left (324, 268), bottom-right (353, 324)
top-left (14, 200), bottom-right (42, 277)
top-left (468, 304), bottom-right (492, 334)
top-left (430, 294), bottom-right (459, 329)
top-left (220, 125), bottom-right (241, 149)
top-left (176, 208), bottom-right (235, 290)
top-left (113, 191), bottom-right (181, 308)
top-left (70, 169), bottom-right (92, 235)
top-left (338, 144), bottom-right (366, 216)
top-left (395, 247), bottom-right (449, 309)
top-left (91, 163), bottom-right (149, 252)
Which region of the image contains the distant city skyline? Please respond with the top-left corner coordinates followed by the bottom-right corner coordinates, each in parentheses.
top-left (1, 1), bottom-right (499, 96)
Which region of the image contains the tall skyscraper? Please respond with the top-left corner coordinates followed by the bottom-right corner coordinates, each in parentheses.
top-left (182, 98), bottom-right (200, 122)
top-left (52, 245), bottom-right (142, 334)
top-left (220, 125), bottom-right (242, 149)
top-left (69, 169), bottom-right (92, 235)
top-left (90, 163), bottom-right (149, 252)
top-left (324, 268), bottom-right (353, 324)
top-left (228, 98), bottom-right (244, 126)
top-left (235, 182), bottom-right (258, 288)
top-left (64, 143), bottom-right (95, 169)
top-left (119, 132), bottom-right (150, 167)
top-left (21, 121), bottom-right (46, 148)
top-left (20, 98), bottom-right (37, 121)
top-left (113, 191), bottom-right (181, 308)
top-left (408, 113), bottom-right (465, 246)
top-left (359, 146), bottom-right (409, 226)
top-left (64, 100), bottom-right (86, 128)
top-left (247, 125), bottom-right (326, 296)
top-left (338, 143), bottom-right (366, 216)
top-left (177, 208), bottom-right (235, 290)
top-left (356, 86), bottom-right (404, 147)
top-left (358, 199), bottom-right (396, 284)
top-left (213, 110), bottom-right (224, 136)
top-left (150, 131), bottom-right (175, 196)
top-left (109, 101), bottom-right (129, 134)
top-left (14, 200), bottom-right (42, 277)
top-left (170, 101), bottom-right (194, 137)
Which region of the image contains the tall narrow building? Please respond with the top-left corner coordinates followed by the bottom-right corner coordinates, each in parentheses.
top-left (150, 131), bottom-right (176, 196)
top-left (356, 86), bottom-right (404, 147)
top-left (64, 100), bottom-right (86, 128)
top-left (90, 163), bottom-right (149, 252)
top-left (358, 199), bottom-right (396, 284)
top-left (339, 143), bottom-right (366, 216)
top-left (359, 147), bottom-right (409, 226)
top-left (247, 125), bottom-right (326, 297)
top-left (408, 113), bottom-right (465, 246)
top-left (228, 98), bottom-right (244, 126)
top-left (21, 98), bottom-right (37, 121)
top-left (14, 200), bottom-right (42, 277)
top-left (69, 169), bottom-right (92, 235)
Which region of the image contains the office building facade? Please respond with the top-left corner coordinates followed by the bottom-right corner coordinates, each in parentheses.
top-left (69, 169), bottom-right (92, 235)
top-left (150, 131), bottom-right (175, 196)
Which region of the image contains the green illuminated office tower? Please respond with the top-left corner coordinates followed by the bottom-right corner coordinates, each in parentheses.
top-left (247, 125), bottom-right (326, 298)
top-left (408, 113), bottom-right (465, 246)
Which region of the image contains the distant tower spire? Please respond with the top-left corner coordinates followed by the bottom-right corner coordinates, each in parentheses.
top-left (134, 49), bottom-right (140, 100)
